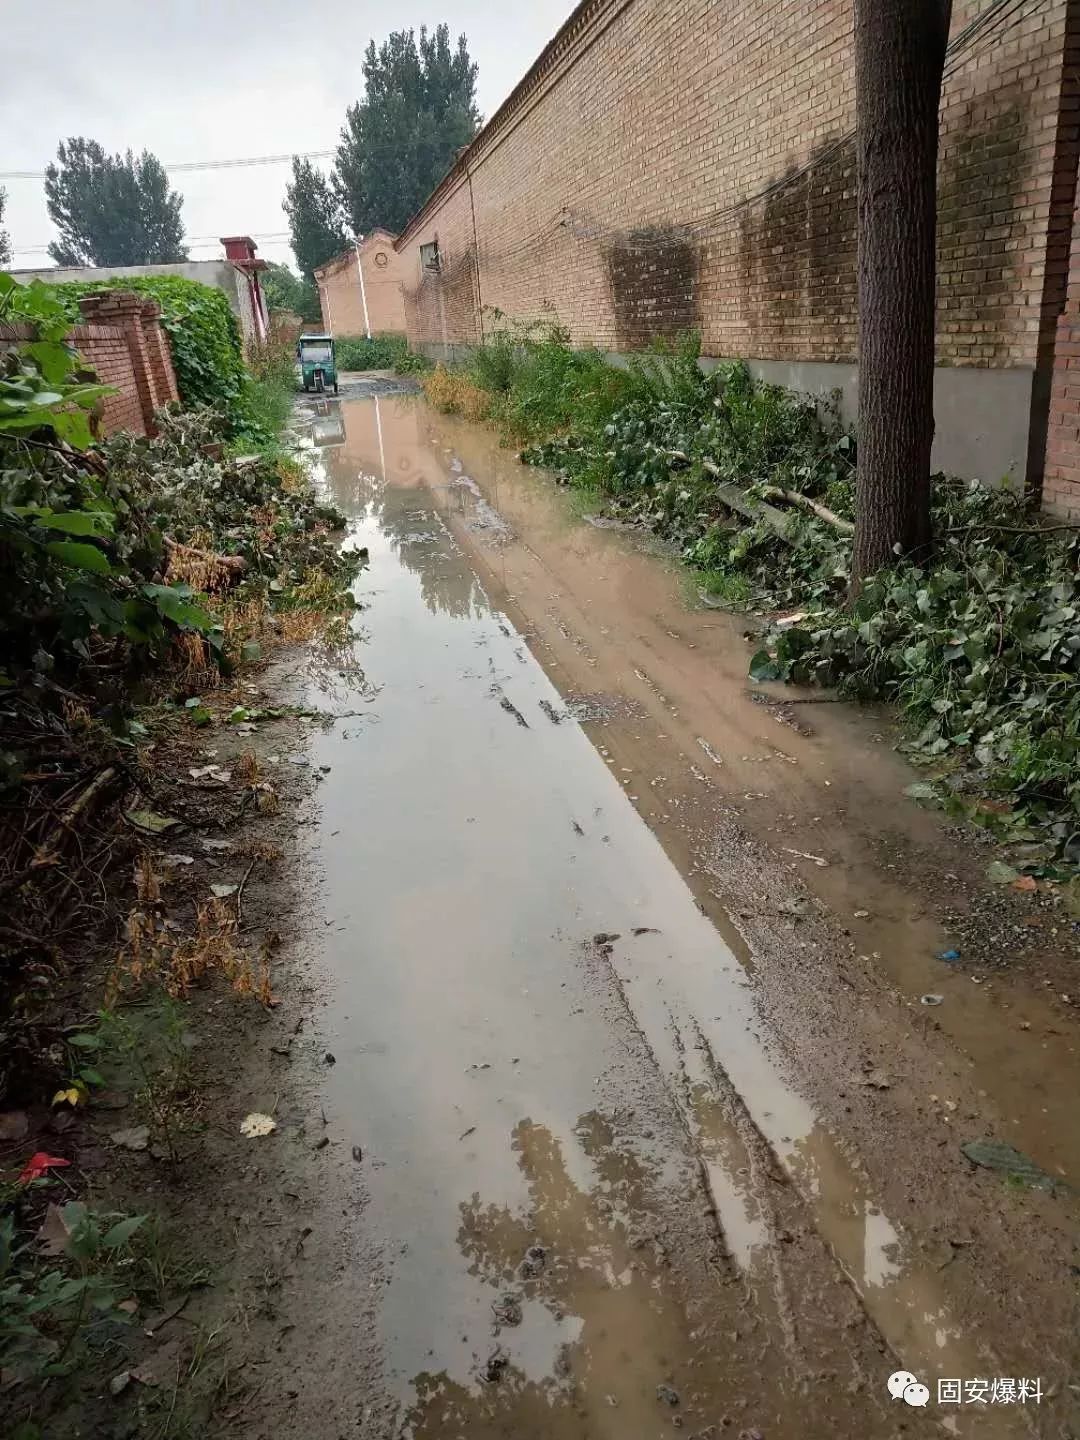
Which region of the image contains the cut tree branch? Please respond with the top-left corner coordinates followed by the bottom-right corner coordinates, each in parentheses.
top-left (759, 485), bottom-right (855, 534)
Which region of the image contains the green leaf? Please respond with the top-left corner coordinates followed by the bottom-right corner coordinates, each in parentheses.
top-left (24, 340), bottom-right (76, 385)
top-left (903, 782), bottom-right (941, 805)
top-left (748, 649), bottom-right (780, 682)
top-left (32, 509), bottom-right (115, 537)
top-left (67, 1032), bottom-right (101, 1050)
top-left (45, 540), bottom-right (113, 574)
top-left (142, 582), bottom-right (215, 633)
top-left (102, 1215), bottom-right (147, 1250)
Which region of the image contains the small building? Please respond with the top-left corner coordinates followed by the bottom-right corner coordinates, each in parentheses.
top-left (10, 235), bottom-right (270, 351)
top-left (314, 231), bottom-right (408, 338)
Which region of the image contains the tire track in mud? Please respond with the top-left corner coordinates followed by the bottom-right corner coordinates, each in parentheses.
top-left (578, 932), bottom-right (900, 1424)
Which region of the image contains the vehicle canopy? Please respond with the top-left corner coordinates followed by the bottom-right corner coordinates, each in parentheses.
top-left (298, 333), bottom-right (334, 360)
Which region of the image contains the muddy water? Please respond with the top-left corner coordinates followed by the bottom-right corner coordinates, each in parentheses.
top-left (299, 395), bottom-right (1059, 1438)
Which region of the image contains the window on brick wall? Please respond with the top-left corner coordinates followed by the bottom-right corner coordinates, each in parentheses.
top-left (420, 241), bottom-right (441, 274)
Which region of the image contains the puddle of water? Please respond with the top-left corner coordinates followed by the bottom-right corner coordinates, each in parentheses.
top-left (297, 395), bottom-right (1030, 1437)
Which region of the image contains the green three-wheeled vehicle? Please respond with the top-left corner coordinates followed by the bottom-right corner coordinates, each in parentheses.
top-left (297, 334), bottom-right (338, 394)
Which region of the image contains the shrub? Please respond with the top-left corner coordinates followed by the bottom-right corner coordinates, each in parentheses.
top-left (334, 333), bottom-right (429, 374)
top-left (237, 332), bottom-right (298, 449)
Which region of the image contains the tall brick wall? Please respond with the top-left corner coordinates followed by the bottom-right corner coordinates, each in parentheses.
top-left (397, 0), bottom-right (1080, 499)
top-left (1, 291), bottom-right (180, 439)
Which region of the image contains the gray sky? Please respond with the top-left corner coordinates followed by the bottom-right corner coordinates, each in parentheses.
top-left (2, 0), bottom-right (576, 271)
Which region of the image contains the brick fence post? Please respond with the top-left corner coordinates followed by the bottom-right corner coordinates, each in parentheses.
top-left (77, 291), bottom-right (161, 434)
top-left (138, 299), bottom-right (180, 411)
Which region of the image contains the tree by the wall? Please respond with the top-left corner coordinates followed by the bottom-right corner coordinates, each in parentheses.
top-left (851, 0), bottom-right (952, 588)
top-left (44, 139), bottom-right (187, 267)
top-left (0, 189), bottom-right (11, 265)
top-left (283, 159), bottom-right (347, 281)
top-left (262, 260), bottom-right (322, 322)
top-left (333, 25), bottom-right (479, 237)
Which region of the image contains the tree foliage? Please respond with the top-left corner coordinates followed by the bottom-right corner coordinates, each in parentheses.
top-left (332, 25), bottom-right (479, 236)
top-left (0, 189), bottom-right (10, 266)
top-left (44, 138), bottom-right (187, 268)
top-left (261, 260), bottom-right (321, 321)
top-left (283, 159), bottom-right (346, 281)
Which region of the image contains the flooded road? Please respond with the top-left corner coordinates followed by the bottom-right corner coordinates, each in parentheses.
top-left (296, 393), bottom-right (1077, 1439)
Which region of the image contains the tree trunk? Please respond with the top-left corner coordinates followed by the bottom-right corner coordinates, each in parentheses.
top-left (852, 0), bottom-right (952, 590)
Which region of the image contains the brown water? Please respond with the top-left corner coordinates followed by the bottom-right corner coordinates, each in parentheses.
top-left (294, 392), bottom-right (1074, 1438)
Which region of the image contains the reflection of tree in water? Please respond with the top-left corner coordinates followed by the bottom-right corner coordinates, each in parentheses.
top-left (399, 1113), bottom-right (722, 1440)
top-left (323, 452), bottom-right (488, 623)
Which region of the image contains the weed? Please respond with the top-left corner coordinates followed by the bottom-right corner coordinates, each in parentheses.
top-left (423, 363), bottom-right (492, 421)
top-left (0, 1202), bottom-right (146, 1380)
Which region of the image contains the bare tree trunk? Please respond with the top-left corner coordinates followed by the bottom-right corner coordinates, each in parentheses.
top-left (852, 0), bottom-right (952, 590)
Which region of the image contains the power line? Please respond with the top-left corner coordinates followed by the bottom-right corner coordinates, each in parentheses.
top-left (0, 149), bottom-right (333, 183)
top-left (12, 231), bottom-right (293, 259)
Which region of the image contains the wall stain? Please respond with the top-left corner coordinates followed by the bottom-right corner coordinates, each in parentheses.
top-left (605, 229), bottom-right (699, 348)
top-left (937, 91), bottom-right (1027, 361)
top-left (737, 134), bottom-right (857, 360)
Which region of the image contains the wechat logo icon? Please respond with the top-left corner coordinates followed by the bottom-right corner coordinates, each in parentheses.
top-left (888, 1371), bottom-right (930, 1407)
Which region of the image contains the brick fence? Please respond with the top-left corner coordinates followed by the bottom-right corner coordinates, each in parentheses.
top-left (1, 290), bottom-right (179, 439)
top-left (394, 0), bottom-right (1080, 515)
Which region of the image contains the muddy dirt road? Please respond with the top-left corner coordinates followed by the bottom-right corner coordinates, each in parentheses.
top-left (271, 392), bottom-right (1078, 1439)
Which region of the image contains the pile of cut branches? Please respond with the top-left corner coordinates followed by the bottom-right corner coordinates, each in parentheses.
top-left (1, 275), bottom-right (361, 1027)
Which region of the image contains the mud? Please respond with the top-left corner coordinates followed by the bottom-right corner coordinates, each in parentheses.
top-left (211, 391), bottom-right (1080, 1440)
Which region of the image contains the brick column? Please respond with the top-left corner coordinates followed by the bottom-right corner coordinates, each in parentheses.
top-left (77, 291), bottom-right (160, 434)
top-left (137, 299), bottom-right (180, 411)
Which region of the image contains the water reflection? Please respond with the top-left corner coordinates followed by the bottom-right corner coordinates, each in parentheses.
top-left (402, 1113), bottom-right (733, 1440)
top-left (317, 396), bottom-right (488, 622)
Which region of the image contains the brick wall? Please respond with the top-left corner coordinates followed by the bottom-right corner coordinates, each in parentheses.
top-left (1, 291), bottom-right (180, 439)
top-left (396, 0), bottom-right (1079, 498)
top-left (73, 322), bottom-right (145, 435)
top-left (75, 292), bottom-right (180, 435)
top-left (316, 233), bottom-right (410, 339)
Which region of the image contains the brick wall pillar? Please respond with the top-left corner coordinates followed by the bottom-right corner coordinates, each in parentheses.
top-left (1043, 153), bottom-right (1080, 521)
top-left (137, 299), bottom-right (180, 412)
top-left (77, 291), bottom-right (161, 434)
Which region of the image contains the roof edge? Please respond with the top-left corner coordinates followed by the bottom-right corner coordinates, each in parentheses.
top-left (314, 229), bottom-right (399, 277)
top-left (394, 0), bottom-right (617, 250)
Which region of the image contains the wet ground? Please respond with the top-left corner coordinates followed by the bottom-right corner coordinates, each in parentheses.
top-left (281, 392), bottom-right (1079, 1439)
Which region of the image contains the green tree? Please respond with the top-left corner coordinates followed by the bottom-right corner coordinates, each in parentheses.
top-left (261, 261), bottom-right (322, 322)
top-left (44, 138), bottom-right (187, 267)
top-left (283, 158), bottom-right (346, 281)
top-left (333, 25), bottom-right (479, 237)
top-left (0, 188), bottom-right (10, 265)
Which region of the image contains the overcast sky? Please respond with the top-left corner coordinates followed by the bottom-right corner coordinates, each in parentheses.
top-left (2, 0), bottom-right (576, 272)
